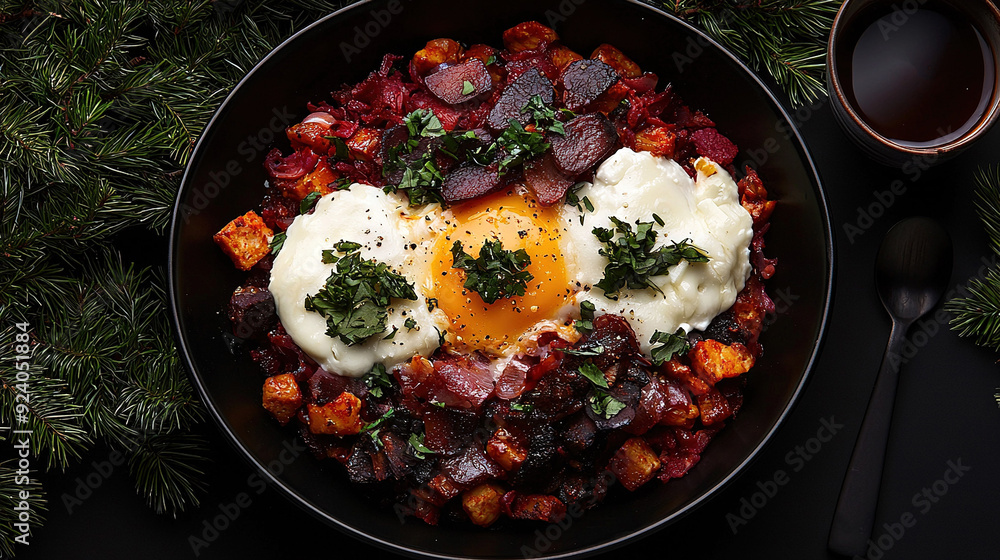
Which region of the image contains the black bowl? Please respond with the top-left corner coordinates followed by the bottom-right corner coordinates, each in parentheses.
top-left (169, 0), bottom-right (833, 557)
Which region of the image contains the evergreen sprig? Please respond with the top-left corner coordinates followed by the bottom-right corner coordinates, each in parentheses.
top-left (660, 0), bottom-right (840, 107)
top-left (947, 167), bottom-right (1000, 356)
top-left (0, 0), bottom-right (353, 552)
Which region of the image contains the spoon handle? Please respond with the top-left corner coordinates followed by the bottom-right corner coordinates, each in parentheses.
top-left (828, 319), bottom-right (910, 556)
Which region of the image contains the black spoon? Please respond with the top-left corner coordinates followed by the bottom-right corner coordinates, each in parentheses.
top-left (828, 217), bottom-right (952, 556)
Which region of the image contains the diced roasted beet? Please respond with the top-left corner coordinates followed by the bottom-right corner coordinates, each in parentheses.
top-left (511, 425), bottom-right (560, 491)
top-left (425, 59), bottom-right (493, 105)
top-left (307, 368), bottom-right (367, 404)
top-left (380, 431), bottom-right (417, 479)
top-left (441, 164), bottom-right (501, 203)
top-left (524, 152), bottom-right (575, 205)
top-left (487, 68), bottom-right (554, 130)
top-left (423, 408), bottom-right (479, 455)
top-left (557, 473), bottom-right (607, 508)
top-left (522, 366), bottom-right (589, 421)
top-left (550, 113), bottom-right (618, 176)
top-left (561, 412), bottom-right (598, 453)
top-left (587, 382), bottom-right (638, 431)
top-left (582, 314), bottom-right (641, 370)
top-left (440, 445), bottom-right (504, 488)
top-left (228, 286), bottom-right (276, 340)
top-left (624, 377), bottom-right (670, 435)
top-left (344, 444), bottom-right (377, 484)
top-left (561, 59), bottom-right (619, 112)
top-left (691, 127), bottom-right (738, 166)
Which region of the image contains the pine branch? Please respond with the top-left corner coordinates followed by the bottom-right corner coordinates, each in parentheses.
top-left (127, 433), bottom-right (208, 516)
top-left (947, 166), bottom-right (1000, 351)
top-left (662, 0), bottom-right (840, 107)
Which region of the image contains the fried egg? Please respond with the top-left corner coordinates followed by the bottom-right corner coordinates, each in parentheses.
top-left (269, 147), bottom-right (753, 377)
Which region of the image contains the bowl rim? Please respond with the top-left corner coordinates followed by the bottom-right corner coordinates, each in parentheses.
top-left (826, 0), bottom-right (1000, 157)
top-left (167, 1), bottom-right (836, 557)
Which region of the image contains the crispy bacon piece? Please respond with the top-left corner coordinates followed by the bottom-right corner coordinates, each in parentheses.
top-left (591, 43), bottom-right (642, 78)
top-left (689, 340), bottom-right (755, 386)
top-left (503, 21), bottom-right (559, 53)
top-left (262, 373), bottom-right (302, 425)
top-left (462, 483), bottom-right (505, 527)
top-left (412, 38), bottom-right (464, 76)
top-left (213, 210), bottom-right (274, 271)
top-left (395, 355), bottom-right (495, 411)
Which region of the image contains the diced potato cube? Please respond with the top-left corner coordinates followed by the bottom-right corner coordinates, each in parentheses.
top-left (485, 428), bottom-right (527, 472)
top-left (345, 127), bottom-right (381, 161)
top-left (284, 160), bottom-right (338, 202)
top-left (262, 373), bottom-right (302, 425)
top-left (548, 44), bottom-right (583, 71)
top-left (661, 359), bottom-right (711, 396)
top-left (591, 43), bottom-right (641, 78)
top-left (608, 437), bottom-right (661, 491)
top-left (697, 387), bottom-right (733, 425)
top-left (503, 21), bottom-right (558, 53)
top-left (307, 392), bottom-right (362, 435)
top-left (635, 126), bottom-right (677, 159)
top-left (412, 38), bottom-right (464, 76)
top-left (286, 122), bottom-right (334, 154)
top-left (213, 210), bottom-right (274, 271)
top-left (689, 340), bottom-right (755, 385)
top-left (462, 483), bottom-right (505, 527)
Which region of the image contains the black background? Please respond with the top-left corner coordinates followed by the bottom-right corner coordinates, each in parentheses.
top-left (14, 4), bottom-right (1000, 560)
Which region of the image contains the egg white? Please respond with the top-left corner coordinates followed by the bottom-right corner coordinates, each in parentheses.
top-left (268, 186), bottom-right (450, 377)
top-left (560, 148), bottom-right (753, 354)
top-left (269, 148), bottom-right (753, 377)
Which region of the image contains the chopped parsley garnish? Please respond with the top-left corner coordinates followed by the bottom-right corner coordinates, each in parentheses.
top-left (450, 239), bottom-right (534, 304)
top-left (269, 231), bottom-right (286, 255)
top-left (576, 360), bottom-right (626, 419)
top-left (304, 243), bottom-right (417, 346)
top-left (510, 402), bottom-right (533, 413)
top-left (590, 392), bottom-right (627, 418)
top-left (322, 136), bottom-right (350, 160)
top-left (300, 191), bottom-right (322, 214)
top-left (364, 363), bottom-right (393, 398)
top-left (578, 361), bottom-right (608, 388)
top-left (562, 344), bottom-right (605, 357)
top-left (404, 108), bottom-right (445, 141)
top-left (404, 317), bottom-right (417, 330)
top-left (362, 409), bottom-right (395, 447)
top-left (408, 433), bottom-right (435, 459)
top-left (592, 217), bottom-right (710, 298)
top-left (382, 109), bottom-right (449, 207)
top-left (649, 329), bottom-right (690, 366)
top-left (496, 119), bottom-right (550, 173)
top-left (461, 80), bottom-right (476, 95)
top-left (574, 300), bottom-right (596, 334)
top-left (521, 94), bottom-right (572, 135)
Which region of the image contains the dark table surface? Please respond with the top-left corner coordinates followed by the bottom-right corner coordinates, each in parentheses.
top-left (17, 21), bottom-right (1000, 560)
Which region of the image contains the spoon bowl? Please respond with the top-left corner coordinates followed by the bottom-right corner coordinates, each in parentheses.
top-left (829, 217), bottom-right (952, 556)
top-left (876, 217), bottom-right (955, 322)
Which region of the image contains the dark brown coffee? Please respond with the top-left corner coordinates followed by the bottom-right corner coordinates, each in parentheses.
top-left (835, 0), bottom-right (995, 147)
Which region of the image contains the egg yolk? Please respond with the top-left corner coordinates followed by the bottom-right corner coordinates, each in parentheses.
top-left (430, 189), bottom-right (572, 354)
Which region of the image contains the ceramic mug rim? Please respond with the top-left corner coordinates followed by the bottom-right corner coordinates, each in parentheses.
top-left (827, 0), bottom-right (1000, 158)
